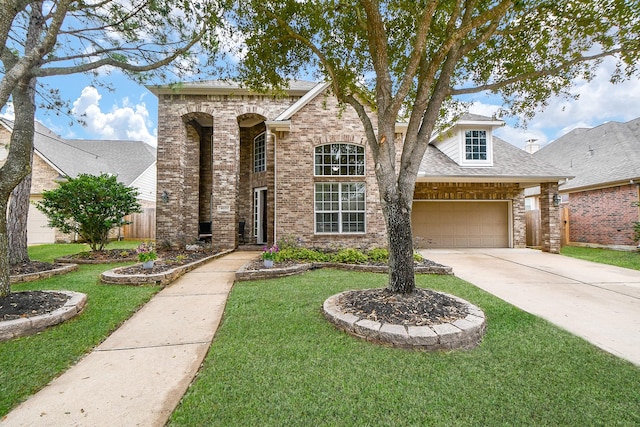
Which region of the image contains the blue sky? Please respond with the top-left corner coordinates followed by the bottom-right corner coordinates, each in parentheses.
top-left (2, 55), bottom-right (639, 149)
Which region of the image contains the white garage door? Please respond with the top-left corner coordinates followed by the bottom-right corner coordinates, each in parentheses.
top-left (28, 201), bottom-right (56, 244)
top-left (412, 201), bottom-right (509, 248)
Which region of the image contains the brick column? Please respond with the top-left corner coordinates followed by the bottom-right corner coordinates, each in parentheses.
top-left (210, 118), bottom-right (240, 249)
top-left (540, 182), bottom-right (561, 253)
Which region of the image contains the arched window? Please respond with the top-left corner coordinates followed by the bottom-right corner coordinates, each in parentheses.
top-left (254, 132), bottom-right (266, 173)
top-left (314, 143), bottom-right (364, 176)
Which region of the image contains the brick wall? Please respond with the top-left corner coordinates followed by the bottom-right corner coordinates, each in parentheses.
top-left (568, 184), bottom-right (640, 246)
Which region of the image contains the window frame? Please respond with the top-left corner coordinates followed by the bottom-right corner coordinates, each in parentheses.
top-left (314, 182), bottom-right (366, 234)
top-left (460, 128), bottom-right (493, 166)
top-left (314, 143), bottom-right (365, 177)
top-left (253, 132), bottom-right (266, 173)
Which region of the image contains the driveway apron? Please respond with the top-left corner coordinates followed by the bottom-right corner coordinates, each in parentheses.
top-left (422, 248), bottom-right (640, 366)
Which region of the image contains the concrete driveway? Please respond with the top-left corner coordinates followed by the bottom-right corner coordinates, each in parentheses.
top-left (421, 248), bottom-right (640, 366)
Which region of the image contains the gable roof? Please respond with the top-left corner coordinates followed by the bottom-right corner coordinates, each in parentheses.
top-left (418, 136), bottom-right (571, 185)
top-left (1, 118), bottom-right (156, 186)
top-left (534, 117), bottom-right (640, 191)
top-left (147, 79), bottom-right (318, 97)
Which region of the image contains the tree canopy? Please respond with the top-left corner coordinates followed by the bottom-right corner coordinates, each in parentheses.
top-left (0, 0), bottom-right (223, 297)
top-left (230, 0), bottom-right (640, 293)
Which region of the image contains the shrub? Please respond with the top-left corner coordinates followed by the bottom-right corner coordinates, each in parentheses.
top-left (332, 248), bottom-right (368, 264)
top-left (274, 247), bottom-right (330, 263)
top-left (367, 248), bottom-right (389, 263)
top-left (35, 173), bottom-right (141, 251)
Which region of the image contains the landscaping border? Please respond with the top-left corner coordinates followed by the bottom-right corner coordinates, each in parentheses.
top-left (100, 250), bottom-right (234, 286)
top-left (10, 263), bottom-right (78, 284)
top-left (0, 290), bottom-right (87, 342)
top-left (323, 289), bottom-right (486, 351)
top-left (235, 261), bottom-right (452, 281)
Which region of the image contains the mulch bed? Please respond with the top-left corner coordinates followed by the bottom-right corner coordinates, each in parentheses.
top-left (62, 249), bottom-right (137, 261)
top-left (115, 250), bottom-right (216, 275)
top-left (9, 261), bottom-right (68, 276)
top-left (1, 290), bottom-right (70, 321)
top-left (337, 288), bottom-right (468, 327)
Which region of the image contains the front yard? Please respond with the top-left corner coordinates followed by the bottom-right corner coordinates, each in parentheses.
top-left (169, 268), bottom-right (640, 426)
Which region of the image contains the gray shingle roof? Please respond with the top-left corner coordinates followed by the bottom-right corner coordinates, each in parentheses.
top-left (2, 119), bottom-right (155, 186)
top-left (534, 118), bottom-right (640, 191)
top-left (418, 136), bottom-right (571, 183)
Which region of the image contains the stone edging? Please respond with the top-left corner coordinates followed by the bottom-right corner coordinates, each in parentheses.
top-left (323, 289), bottom-right (486, 351)
top-left (235, 261), bottom-right (452, 281)
top-left (10, 263), bottom-right (79, 284)
top-left (0, 290), bottom-right (88, 342)
top-left (100, 250), bottom-right (234, 286)
top-left (55, 256), bottom-right (137, 264)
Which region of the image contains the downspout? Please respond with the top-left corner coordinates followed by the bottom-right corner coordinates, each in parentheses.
top-left (269, 127), bottom-right (278, 245)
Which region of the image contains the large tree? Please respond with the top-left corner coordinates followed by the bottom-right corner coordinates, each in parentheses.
top-left (0, 0), bottom-right (222, 297)
top-left (231, 0), bottom-right (640, 294)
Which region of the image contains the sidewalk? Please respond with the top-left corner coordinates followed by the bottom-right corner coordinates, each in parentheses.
top-left (1, 251), bottom-right (259, 427)
top-left (423, 248), bottom-right (640, 366)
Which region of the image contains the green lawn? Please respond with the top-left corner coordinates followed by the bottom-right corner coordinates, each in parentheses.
top-left (169, 269), bottom-right (640, 426)
top-left (0, 241), bottom-right (160, 416)
top-left (561, 245), bottom-right (640, 271)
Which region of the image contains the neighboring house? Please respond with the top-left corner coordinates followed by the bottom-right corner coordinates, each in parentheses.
top-left (148, 81), bottom-right (569, 253)
top-left (0, 118), bottom-right (157, 244)
top-left (534, 118), bottom-right (640, 249)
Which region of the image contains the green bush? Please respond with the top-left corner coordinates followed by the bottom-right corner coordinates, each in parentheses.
top-left (274, 247), bottom-right (330, 263)
top-left (331, 248), bottom-right (368, 264)
top-left (35, 173), bottom-right (141, 251)
top-left (413, 251), bottom-right (424, 262)
top-left (366, 248), bottom-right (389, 263)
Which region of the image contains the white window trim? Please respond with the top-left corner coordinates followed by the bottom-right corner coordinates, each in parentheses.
top-left (254, 132), bottom-right (266, 173)
top-left (459, 128), bottom-right (493, 167)
top-left (314, 182), bottom-right (366, 234)
top-left (313, 143), bottom-right (365, 177)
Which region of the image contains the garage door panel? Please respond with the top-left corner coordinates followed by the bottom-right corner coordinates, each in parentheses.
top-left (412, 201), bottom-right (509, 248)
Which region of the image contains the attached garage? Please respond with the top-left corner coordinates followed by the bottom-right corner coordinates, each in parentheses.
top-left (27, 198), bottom-right (56, 244)
top-left (412, 201), bottom-right (510, 248)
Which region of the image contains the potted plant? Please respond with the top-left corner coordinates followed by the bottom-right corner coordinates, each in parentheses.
top-left (137, 241), bottom-right (157, 269)
top-left (262, 244), bottom-right (279, 268)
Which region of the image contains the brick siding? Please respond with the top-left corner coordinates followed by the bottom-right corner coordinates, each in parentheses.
top-left (568, 184), bottom-right (640, 246)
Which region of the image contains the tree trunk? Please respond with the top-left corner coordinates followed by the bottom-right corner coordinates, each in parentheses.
top-left (8, 172), bottom-right (33, 265)
top-left (0, 77), bottom-right (36, 297)
top-left (383, 188), bottom-right (416, 294)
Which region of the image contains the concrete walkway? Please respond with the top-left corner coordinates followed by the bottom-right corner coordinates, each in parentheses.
top-left (2, 251), bottom-right (259, 427)
top-left (422, 248), bottom-right (640, 366)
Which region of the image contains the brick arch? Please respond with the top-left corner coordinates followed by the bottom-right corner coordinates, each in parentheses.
top-left (180, 111), bottom-right (214, 126)
top-left (312, 134), bottom-right (364, 146)
top-left (176, 104), bottom-right (217, 119)
top-left (235, 105), bottom-right (271, 120)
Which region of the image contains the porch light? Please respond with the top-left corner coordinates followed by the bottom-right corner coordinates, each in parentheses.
top-left (552, 193), bottom-right (561, 207)
top-left (162, 190), bottom-right (170, 203)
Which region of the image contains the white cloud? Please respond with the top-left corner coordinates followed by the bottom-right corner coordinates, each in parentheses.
top-left (466, 56), bottom-right (640, 148)
top-left (71, 86), bottom-right (157, 146)
top-left (0, 100), bottom-right (15, 120)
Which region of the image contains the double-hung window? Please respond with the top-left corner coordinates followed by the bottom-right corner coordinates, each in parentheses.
top-left (315, 182), bottom-right (365, 233)
top-left (254, 132), bottom-right (266, 173)
top-left (314, 143), bottom-right (365, 234)
top-left (464, 130), bottom-right (487, 160)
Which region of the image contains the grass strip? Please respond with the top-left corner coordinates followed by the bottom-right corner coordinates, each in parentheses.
top-left (0, 242), bottom-right (159, 416)
top-left (561, 246), bottom-right (640, 271)
top-left (170, 269), bottom-right (640, 426)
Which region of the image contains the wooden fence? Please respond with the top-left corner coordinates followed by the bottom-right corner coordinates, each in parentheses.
top-left (525, 210), bottom-right (541, 247)
top-left (122, 208), bottom-right (156, 240)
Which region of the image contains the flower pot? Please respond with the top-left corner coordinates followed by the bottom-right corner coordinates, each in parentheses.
top-left (142, 260), bottom-right (155, 270)
top-left (263, 259), bottom-right (274, 268)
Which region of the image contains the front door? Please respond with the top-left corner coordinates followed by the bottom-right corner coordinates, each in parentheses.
top-left (254, 187), bottom-right (268, 244)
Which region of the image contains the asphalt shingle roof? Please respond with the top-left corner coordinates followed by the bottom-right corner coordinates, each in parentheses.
top-left (534, 118), bottom-right (640, 191)
top-left (2, 119), bottom-right (155, 186)
top-left (418, 136), bottom-right (571, 182)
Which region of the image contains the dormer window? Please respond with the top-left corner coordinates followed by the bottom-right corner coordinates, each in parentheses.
top-left (465, 130), bottom-right (487, 160)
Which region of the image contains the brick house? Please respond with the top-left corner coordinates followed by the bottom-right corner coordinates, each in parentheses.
top-left (0, 118), bottom-right (156, 244)
top-left (534, 118), bottom-right (640, 249)
top-left (149, 81), bottom-right (569, 252)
